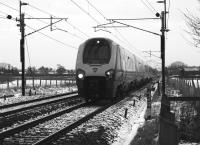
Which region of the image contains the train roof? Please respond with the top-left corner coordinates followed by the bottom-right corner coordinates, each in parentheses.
top-left (80, 37), bottom-right (147, 64)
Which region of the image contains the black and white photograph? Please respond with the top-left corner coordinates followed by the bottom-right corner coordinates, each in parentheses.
top-left (0, 0), bottom-right (200, 144)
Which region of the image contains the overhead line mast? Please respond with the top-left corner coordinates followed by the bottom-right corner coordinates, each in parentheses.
top-left (18, 1), bottom-right (67, 96)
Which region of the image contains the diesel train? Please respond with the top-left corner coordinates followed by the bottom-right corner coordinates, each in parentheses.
top-left (75, 37), bottom-right (152, 102)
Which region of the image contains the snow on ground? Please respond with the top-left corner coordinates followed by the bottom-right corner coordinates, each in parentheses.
top-left (0, 86), bottom-right (77, 106)
top-left (179, 142), bottom-right (200, 145)
top-left (50, 89), bottom-right (148, 145)
top-left (113, 84), bottom-right (160, 145)
top-left (113, 102), bottom-right (147, 145)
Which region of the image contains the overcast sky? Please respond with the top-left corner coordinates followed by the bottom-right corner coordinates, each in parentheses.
top-left (0, 0), bottom-right (200, 69)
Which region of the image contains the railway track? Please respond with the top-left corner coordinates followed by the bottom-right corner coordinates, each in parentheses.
top-left (0, 92), bottom-right (78, 117)
top-left (0, 101), bottom-right (112, 145)
top-left (0, 93), bottom-right (82, 133)
top-left (0, 91), bottom-right (77, 110)
top-left (0, 102), bottom-right (86, 143)
top-left (0, 83), bottom-right (151, 145)
top-left (34, 103), bottom-right (112, 145)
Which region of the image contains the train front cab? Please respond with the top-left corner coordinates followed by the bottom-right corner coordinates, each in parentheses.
top-left (76, 38), bottom-right (117, 102)
top-left (76, 76), bottom-right (115, 102)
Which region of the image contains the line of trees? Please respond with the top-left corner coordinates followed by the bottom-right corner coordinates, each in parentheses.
top-left (0, 64), bottom-right (75, 76)
top-left (0, 67), bottom-right (19, 75)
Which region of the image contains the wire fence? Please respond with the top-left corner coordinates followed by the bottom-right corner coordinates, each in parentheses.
top-left (0, 76), bottom-right (77, 91)
top-left (168, 77), bottom-right (200, 98)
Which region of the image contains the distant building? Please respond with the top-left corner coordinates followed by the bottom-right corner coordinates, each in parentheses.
top-left (181, 66), bottom-right (200, 76)
top-left (183, 67), bottom-right (199, 72)
top-left (0, 63), bottom-right (13, 70)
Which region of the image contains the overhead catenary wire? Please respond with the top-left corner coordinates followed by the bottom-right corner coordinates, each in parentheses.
top-left (0, 9), bottom-right (10, 15)
top-left (0, 16), bottom-right (10, 19)
top-left (27, 2), bottom-right (89, 39)
top-left (82, 0), bottom-right (124, 42)
top-left (83, 0), bottom-right (128, 45)
top-left (83, 0), bottom-right (144, 57)
top-left (0, 0), bottom-right (85, 40)
top-left (140, 0), bottom-right (156, 16)
top-left (28, 2), bottom-right (90, 38)
top-left (65, 20), bottom-right (90, 38)
top-left (115, 27), bottom-right (145, 58)
top-left (0, 1), bottom-right (48, 24)
top-left (70, 0), bottom-right (101, 24)
top-left (0, 1), bottom-right (77, 49)
top-left (54, 28), bottom-right (85, 40)
top-left (26, 25), bottom-right (77, 49)
top-left (0, 1), bottom-right (18, 12)
top-left (85, 0), bottom-right (107, 20)
top-left (70, 0), bottom-right (125, 44)
top-left (144, 0), bottom-right (158, 14)
top-left (1, 0), bottom-right (158, 60)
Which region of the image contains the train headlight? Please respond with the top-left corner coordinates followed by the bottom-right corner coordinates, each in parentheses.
top-left (77, 69), bottom-right (85, 80)
top-left (105, 69), bottom-right (114, 78)
top-left (78, 73), bottom-right (84, 79)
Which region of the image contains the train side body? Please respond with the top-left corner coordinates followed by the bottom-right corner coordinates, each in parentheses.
top-left (76, 37), bottom-right (151, 102)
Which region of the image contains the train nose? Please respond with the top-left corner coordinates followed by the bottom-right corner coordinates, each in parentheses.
top-left (92, 67), bottom-right (98, 72)
top-left (84, 76), bottom-right (106, 99)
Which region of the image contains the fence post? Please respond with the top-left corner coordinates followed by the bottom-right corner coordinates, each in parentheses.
top-left (32, 77), bottom-right (34, 88)
top-left (69, 79), bottom-right (71, 87)
top-left (189, 81), bottom-right (193, 97)
top-left (196, 79), bottom-right (200, 111)
top-left (7, 79), bottom-right (9, 89)
top-left (192, 79), bottom-right (197, 97)
top-left (25, 78), bottom-right (26, 90)
top-left (146, 87), bottom-right (152, 120)
top-left (17, 78), bottom-right (19, 88)
top-left (40, 78), bottom-right (41, 87)
top-left (45, 79), bottom-right (47, 87)
top-left (197, 79), bottom-right (200, 96)
top-left (185, 80), bottom-right (189, 97)
top-left (176, 78), bottom-right (179, 90)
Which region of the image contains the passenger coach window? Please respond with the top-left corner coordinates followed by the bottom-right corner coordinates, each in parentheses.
top-left (83, 39), bottom-right (111, 64)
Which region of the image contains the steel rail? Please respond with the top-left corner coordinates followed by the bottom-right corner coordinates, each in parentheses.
top-left (33, 104), bottom-right (112, 145)
top-left (0, 91), bottom-right (77, 109)
top-left (0, 102), bottom-right (86, 140)
top-left (0, 93), bottom-right (78, 116)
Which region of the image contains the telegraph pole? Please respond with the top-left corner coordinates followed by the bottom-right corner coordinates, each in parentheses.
top-left (19, 1), bottom-right (28, 96)
top-left (18, 1), bottom-right (67, 96)
top-left (161, 11), bottom-right (166, 98)
top-left (159, 0), bottom-right (178, 144)
top-left (20, 13), bottom-right (25, 96)
top-left (158, 0), bottom-right (167, 98)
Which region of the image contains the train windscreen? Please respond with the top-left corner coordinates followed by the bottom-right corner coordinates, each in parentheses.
top-left (83, 39), bottom-right (111, 64)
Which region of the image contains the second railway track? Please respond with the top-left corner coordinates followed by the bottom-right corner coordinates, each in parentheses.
top-left (0, 91), bottom-right (78, 113)
top-left (0, 92), bottom-right (79, 117)
top-left (0, 101), bottom-right (113, 145)
top-left (0, 93), bottom-right (82, 133)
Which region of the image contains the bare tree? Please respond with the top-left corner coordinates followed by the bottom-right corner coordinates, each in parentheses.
top-left (185, 10), bottom-right (200, 48)
top-left (38, 66), bottom-right (52, 75)
top-left (26, 66), bottom-right (37, 76)
top-left (56, 64), bottom-right (66, 75)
